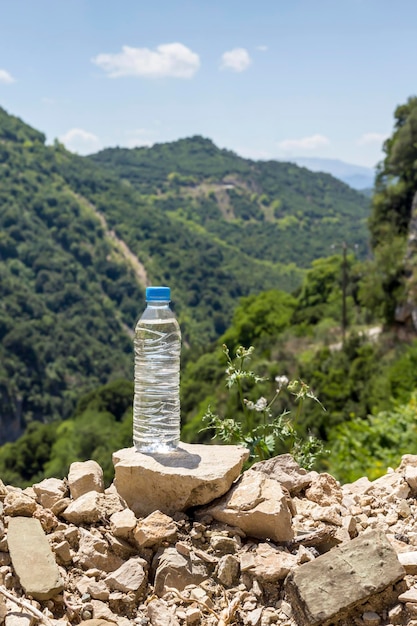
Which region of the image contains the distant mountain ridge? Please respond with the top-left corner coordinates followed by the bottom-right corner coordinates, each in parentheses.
top-left (287, 157), bottom-right (375, 191)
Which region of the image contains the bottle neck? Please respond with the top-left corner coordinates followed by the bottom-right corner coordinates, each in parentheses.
top-left (146, 301), bottom-right (170, 309)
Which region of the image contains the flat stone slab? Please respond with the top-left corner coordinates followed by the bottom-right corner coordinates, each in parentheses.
top-left (113, 443), bottom-right (249, 516)
top-left (284, 529), bottom-right (405, 626)
top-left (7, 516), bottom-right (64, 600)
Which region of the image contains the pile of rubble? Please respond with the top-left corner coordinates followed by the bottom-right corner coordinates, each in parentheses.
top-left (3, 446), bottom-right (417, 626)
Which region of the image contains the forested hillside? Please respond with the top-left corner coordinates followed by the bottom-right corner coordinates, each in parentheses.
top-left (0, 109), bottom-right (140, 442)
top-left (90, 135), bottom-right (370, 266)
top-left (0, 105), bottom-right (371, 445)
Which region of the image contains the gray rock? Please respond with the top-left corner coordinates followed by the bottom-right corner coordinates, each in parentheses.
top-left (76, 528), bottom-right (124, 573)
top-left (362, 611), bottom-right (381, 626)
top-left (210, 534), bottom-right (240, 554)
top-left (147, 598), bottom-right (180, 625)
top-left (0, 479), bottom-right (7, 500)
top-left (104, 532), bottom-right (137, 559)
top-left (215, 554), bottom-right (240, 587)
top-left (153, 547), bottom-right (209, 596)
top-left (250, 454), bottom-right (314, 494)
top-left (109, 509), bottom-right (136, 539)
top-left (78, 621), bottom-right (116, 626)
top-left (7, 516), bottom-right (64, 600)
top-left (68, 460), bottom-right (104, 500)
top-left (398, 550), bottom-right (417, 574)
top-left (104, 556), bottom-right (147, 597)
top-left (32, 477), bottom-right (68, 509)
top-left (240, 542), bottom-right (298, 583)
top-left (284, 529), bottom-right (405, 625)
top-left (112, 442), bottom-right (249, 516)
top-left (89, 599), bottom-right (129, 625)
top-left (62, 491), bottom-right (124, 524)
top-left (53, 539), bottom-right (72, 565)
top-left (365, 472), bottom-right (410, 500)
top-left (305, 472), bottom-right (343, 506)
top-left (3, 491), bottom-right (36, 517)
top-left (87, 580), bottom-right (110, 601)
top-left (404, 465), bottom-right (417, 492)
top-left (398, 586), bottom-right (417, 602)
top-left (4, 613), bottom-right (35, 626)
top-left (205, 470), bottom-right (294, 542)
top-left (134, 510), bottom-right (177, 548)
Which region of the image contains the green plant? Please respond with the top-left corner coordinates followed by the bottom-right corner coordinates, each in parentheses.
top-left (327, 393), bottom-right (417, 483)
top-left (201, 344), bottom-right (326, 468)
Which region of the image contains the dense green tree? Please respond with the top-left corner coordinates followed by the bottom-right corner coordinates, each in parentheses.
top-left (328, 393), bottom-right (417, 483)
top-left (370, 97), bottom-right (417, 247)
top-left (0, 380), bottom-right (133, 487)
top-left (221, 290), bottom-right (297, 351)
top-left (367, 96), bottom-right (417, 324)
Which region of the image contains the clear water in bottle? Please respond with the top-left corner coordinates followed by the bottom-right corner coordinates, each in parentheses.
top-left (133, 289), bottom-right (181, 453)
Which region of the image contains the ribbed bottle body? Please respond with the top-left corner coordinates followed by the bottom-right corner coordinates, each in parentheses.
top-left (133, 306), bottom-right (181, 453)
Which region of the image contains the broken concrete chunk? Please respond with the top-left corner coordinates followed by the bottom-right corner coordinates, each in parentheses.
top-left (284, 529), bottom-right (405, 626)
top-left (68, 460), bottom-right (104, 499)
top-left (7, 516), bottom-right (64, 600)
top-left (205, 470), bottom-right (294, 542)
top-left (113, 443), bottom-right (249, 516)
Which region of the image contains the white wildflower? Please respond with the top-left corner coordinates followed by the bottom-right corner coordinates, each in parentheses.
top-left (254, 397), bottom-right (268, 412)
top-left (275, 375), bottom-right (289, 391)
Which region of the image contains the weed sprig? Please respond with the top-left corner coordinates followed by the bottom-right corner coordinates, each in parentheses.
top-left (201, 344), bottom-right (326, 468)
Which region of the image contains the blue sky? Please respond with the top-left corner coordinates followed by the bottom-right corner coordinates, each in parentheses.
top-left (0, 0), bottom-right (416, 168)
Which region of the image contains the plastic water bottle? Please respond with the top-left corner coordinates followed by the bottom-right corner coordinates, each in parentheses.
top-left (133, 286), bottom-right (181, 453)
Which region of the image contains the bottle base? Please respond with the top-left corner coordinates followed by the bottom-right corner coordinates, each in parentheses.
top-left (134, 441), bottom-right (179, 454)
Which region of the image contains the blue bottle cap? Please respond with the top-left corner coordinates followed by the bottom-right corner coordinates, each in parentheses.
top-left (146, 286), bottom-right (171, 302)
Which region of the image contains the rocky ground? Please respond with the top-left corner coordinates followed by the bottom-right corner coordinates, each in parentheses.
top-left (3, 452), bottom-right (417, 625)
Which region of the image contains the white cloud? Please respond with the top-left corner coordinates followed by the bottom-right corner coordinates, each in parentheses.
top-left (59, 128), bottom-right (101, 155)
top-left (0, 69), bottom-right (15, 84)
top-left (92, 43), bottom-right (200, 79)
top-left (277, 134), bottom-right (330, 151)
top-left (256, 45), bottom-right (268, 52)
top-left (357, 132), bottom-right (389, 146)
top-left (220, 48), bottom-right (252, 72)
